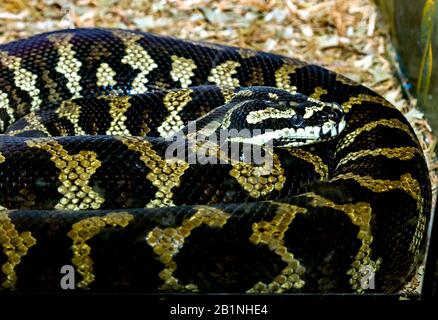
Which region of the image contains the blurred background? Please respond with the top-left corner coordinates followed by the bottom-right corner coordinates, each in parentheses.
top-left (0, 0), bottom-right (436, 298)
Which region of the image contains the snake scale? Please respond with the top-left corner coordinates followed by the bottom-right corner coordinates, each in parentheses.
top-left (0, 28), bottom-right (431, 293)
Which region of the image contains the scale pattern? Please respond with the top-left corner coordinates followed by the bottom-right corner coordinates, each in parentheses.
top-left (0, 28), bottom-right (431, 293)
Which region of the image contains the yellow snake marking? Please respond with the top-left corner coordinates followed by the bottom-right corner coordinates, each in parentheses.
top-left (103, 96), bottom-right (132, 136)
top-left (238, 48), bottom-right (258, 59)
top-left (268, 92), bottom-right (279, 100)
top-left (55, 100), bottom-right (86, 136)
top-left (5, 85), bottom-right (28, 117)
top-left (247, 202), bottom-right (307, 293)
top-left (16, 188), bottom-right (37, 208)
top-left (137, 108), bottom-right (152, 136)
top-left (229, 153), bottom-right (285, 199)
top-left (220, 86), bottom-right (236, 104)
top-left (409, 212), bottom-right (427, 256)
top-left (146, 206), bottom-right (230, 292)
top-left (170, 55), bottom-right (196, 88)
top-left (113, 30), bottom-right (158, 94)
top-left (336, 147), bottom-right (421, 169)
top-left (0, 90), bottom-right (14, 132)
top-left (208, 60), bottom-right (241, 88)
top-left (275, 63), bottom-right (299, 94)
top-left (154, 81), bottom-right (172, 90)
top-left (96, 62), bottom-right (117, 87)
top-left (246, 66), bottom-right (265, 86)
top-left (332, 172), bottom-right (426, 257)
top-left (332, 173), bottom-right (422, 212)
top-left (5, 128), bottom-right (28, 137)
top-left (7, 113), bottom-right (51, 137)
top-left (157, 89), bottom-right (193, 138)
top-left (41, 69), bottom-right (62, 103)
top-left (288, 149), bottom-right (329, 179)
top-left (341, 94), bottom-right (395, 113)
top-left (236, 89), bottom-right (254, 98)
top-left (67, 212), bottom-right (134, 289)
top-left (309, 87), bottom-right (328, 100)
top-left (0, 211), bottom-right (37, 289)
top-left (117, 136), bottom-right (189, 208)
top-left (305, 193), bottom-right (382, 293)
top-left (26, 139), bottom-right (104, 210)
top-left (85, 41), bottom-right (111, 64)
top-left (47, 33), bottom-right (83, 99)
top-left (246, 108), bottom-right (296, 124)
top-left (336, 119), bottom-right (418, 153)
top-left (0, 51), bottom-right (42, 112)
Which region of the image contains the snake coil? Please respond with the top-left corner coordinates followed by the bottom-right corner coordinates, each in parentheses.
top-left (0, 28), bottom-right (431, 293)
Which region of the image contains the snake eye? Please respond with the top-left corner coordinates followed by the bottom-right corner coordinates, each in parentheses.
top-left (290, 114), bottom-right (303, 127)
top-left (328, 109), bottom-right (342, 121)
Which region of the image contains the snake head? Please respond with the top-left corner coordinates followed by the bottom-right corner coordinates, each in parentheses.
top-left (222, 87), bottom-right (346, 147)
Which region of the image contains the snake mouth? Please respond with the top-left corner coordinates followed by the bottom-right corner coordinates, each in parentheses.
top-left (279, 119), bottom-right (346, 146)
top-left (228, 119), bottom-right (346, 147)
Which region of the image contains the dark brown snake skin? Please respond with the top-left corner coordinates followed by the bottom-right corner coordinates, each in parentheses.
top-left (0, 28), bottom-right (431, 293)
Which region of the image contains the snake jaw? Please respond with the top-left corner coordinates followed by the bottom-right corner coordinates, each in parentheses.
top-left (226, 119), bottom-right (345, 147)
top-left (226, 116), bottom-right (346, 147)
top-left (273, 116), bottom-right (347, 147)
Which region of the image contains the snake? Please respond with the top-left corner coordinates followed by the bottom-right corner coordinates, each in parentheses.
top-left (0, 28), bottom-right (431, 293)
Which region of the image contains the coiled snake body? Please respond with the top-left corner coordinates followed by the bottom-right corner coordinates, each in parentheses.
top-left (0, 28), bottom-right (431, 293)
